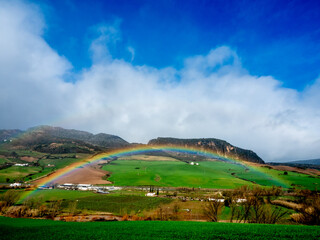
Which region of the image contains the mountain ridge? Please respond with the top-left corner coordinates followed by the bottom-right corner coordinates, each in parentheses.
top-left (1, 126), bottom-right (263, 163)
top-left (0, 126), bottom-right (129, 153)
top-left (148, 137), bottom-right (264, 164)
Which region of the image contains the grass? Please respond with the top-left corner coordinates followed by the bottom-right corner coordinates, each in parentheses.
top-left (102, 160), bottom-right (253, 189)
top-left (0, 166), bottom-right (42, 183)
top-left (256, 166), bottom-right (320, 190)
top-left (1, 217), bottom-right (320, 240)
top-left (65, 195), bottom-right (172, 215)
top-left (19, 189), bottom-right (97, 202)
top-left (118, 155), bottom-right (179, 161)
top-left (2, 151), bottom-right (320, 190)
top-left (13, 189), bottom-right (171, 215)
top-left (101, 157), bottom-right (320, 190)
top-left (0, 153), bottom-right (91, 183)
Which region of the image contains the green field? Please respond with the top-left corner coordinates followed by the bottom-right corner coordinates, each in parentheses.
top-left (65, 195), bottom-right (172, 215)
top-left (102, 160), bottom-right (252, 188)
top-left (20, 189), bottom-right (97, 202)
top-left (0, 166), bottom-right (42, 183)
top-left (2, 150), bottom-right (320, 190)
top-left (0, 152), bottom-right (90, 183)
top-left (12, 189), bottom-right (171, 215)
top-left (102, 159), bottom-right (320, 189)
top-left (1, 217), bottom-right (319, 240)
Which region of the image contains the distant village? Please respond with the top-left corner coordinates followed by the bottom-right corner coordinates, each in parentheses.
top-left (40, 183), bottom-right (122, 194)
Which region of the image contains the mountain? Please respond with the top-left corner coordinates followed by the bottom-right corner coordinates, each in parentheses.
top-left (148, 137), bottom-right (264, 164)
top-left (1, 126), bottom-right (263, 163)
top-left (1, 126), bottom-right (129, 154)
top-left (268, 158), bottom-right (320, 171)
top-left (286, 159), bottom-right (320, 165)
top-left (0, 129), bottom-right (23, 142)
top-left (25, 126), bottom-right (130, 148)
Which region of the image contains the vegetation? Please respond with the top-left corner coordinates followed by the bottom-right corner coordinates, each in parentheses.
top-left (1, 217), bottom-right (320, 240)
top-left (203, 199), bottom-right (224, 222)
top-left (0, 166), bottom-right (42, 183)
top-left (0, 150), bottom-right (90, 183)
top-left (63, 195), bottom-right (172, 215)
top-left (102, 159), bottom-right (320, 189)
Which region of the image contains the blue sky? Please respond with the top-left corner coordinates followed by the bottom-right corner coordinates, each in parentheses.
top-left (37, 0), bottom-right (320, 89)
top-left (1, 0), bottom-right (320, 161)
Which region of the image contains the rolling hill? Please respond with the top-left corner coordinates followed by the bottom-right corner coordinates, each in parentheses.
top-left (286, 158), bottom-right (320, 165)
top-left (0, 126), bottom-right (129, 154)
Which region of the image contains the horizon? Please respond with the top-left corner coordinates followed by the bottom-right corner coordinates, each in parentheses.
top-left (1, 0), bottom-right (320, 162)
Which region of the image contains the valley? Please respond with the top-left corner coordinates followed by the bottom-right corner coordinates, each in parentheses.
top-left (1, 126), bottom-right (320, 234)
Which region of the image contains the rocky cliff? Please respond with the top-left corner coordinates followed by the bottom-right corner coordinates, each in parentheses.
top-left (148, 137), bottom-right (264, 164)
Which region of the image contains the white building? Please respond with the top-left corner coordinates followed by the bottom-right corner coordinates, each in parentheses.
top-left (14, 163), bottom-right (28, 166)
top-left (10, 183), bottom-right (22, 187)
top-left (146, 192), bottom-right (156, 197)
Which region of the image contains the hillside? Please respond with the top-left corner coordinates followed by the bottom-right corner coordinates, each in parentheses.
top-left (1, 126), bottom-right (129, 154)
top-left (25, 126), bottom-right (130, 148)
top-left (0, 129), bottom-right (23, 141)
top-left (148, 137), bottom-right (264, 164)
top-left (286, 158), bottom-right (320, 165)
top-left (269, 158), bottom-right (320, 171)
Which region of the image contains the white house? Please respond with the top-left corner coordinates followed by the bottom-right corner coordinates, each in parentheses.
top-left (208, 198), bottom-right (225, 202)
top-left (236, 198), bottom-right (247, 203)
top-left (14, 163), bottom-right (28, 166)
top-left (10, 183), bottom-right (22, 187)
top-left (146, 192), bottom-right (156, 197)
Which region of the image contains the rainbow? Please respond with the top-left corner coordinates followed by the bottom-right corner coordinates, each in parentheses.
top-left (19, 145), bottom-right (258, 202)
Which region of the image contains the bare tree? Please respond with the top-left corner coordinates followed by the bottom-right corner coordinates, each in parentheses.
top-left (204, 199), bottom-right (224, 222)
top-left (294, 193), bottom-right (320, 225)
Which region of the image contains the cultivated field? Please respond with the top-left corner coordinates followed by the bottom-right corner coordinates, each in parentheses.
top-left (0, 149), bottom-right (91, 183)
top-left (1, 217), bottom-right (319, 240)
top-left (102, 157), bottom-right (320, 190)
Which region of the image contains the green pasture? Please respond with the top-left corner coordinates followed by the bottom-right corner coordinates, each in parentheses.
top-left (12, 189), bottom-right (171, 215)
top-left (38, 157), bottom-right (83, 170)
top-left (0, 153), bottom-right (90, 183)
top-left (19, 189), bottom-right (96, 202)
top-left (102, 158), bottom-right (320, 190)
top-left (0, 166), bottom-right (42, 183)
top-left (0, 158), bottom-right (10, 164)
top-left (1, 217), bottom-right (320, 240)
top-left (254, 166), bottom-right (320, 190)
top-left (103, 160), bottom-right (254, 188)
top-left (65, 195), bottom-right (172, 215)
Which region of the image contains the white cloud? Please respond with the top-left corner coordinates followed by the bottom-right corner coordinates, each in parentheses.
top-left (127, 46), bottom-right (135, 62)
top-left (1, 1), bottom-right (320, 162)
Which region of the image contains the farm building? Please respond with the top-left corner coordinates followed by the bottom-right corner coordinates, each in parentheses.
top-left (146, 192), bottom-right (156, 197)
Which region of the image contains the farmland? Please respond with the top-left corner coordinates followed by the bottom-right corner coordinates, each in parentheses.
top-left (65, 195), bottom-right (172, 215)
top-left (102, 157), bottom-right (320, 190)
top-left (0, 149), bottom-right (90, 183)
top-left (1, 217), bottom-right (320, 240)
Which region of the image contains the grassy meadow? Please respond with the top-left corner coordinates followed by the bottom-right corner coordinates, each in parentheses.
top-left (0, 151), bottom-right (90, 183)
top-left (102, 157), bottom-right (320, 190)
top-left (1, 217), bottom-right (320, 240)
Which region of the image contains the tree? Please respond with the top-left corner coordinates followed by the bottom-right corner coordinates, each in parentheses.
top-left (294, 193), bottom-right (320, 225)
top-left (1, 190), bottom-right (20, 206)
top-left (203, 199), bottom-right (224, 222)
